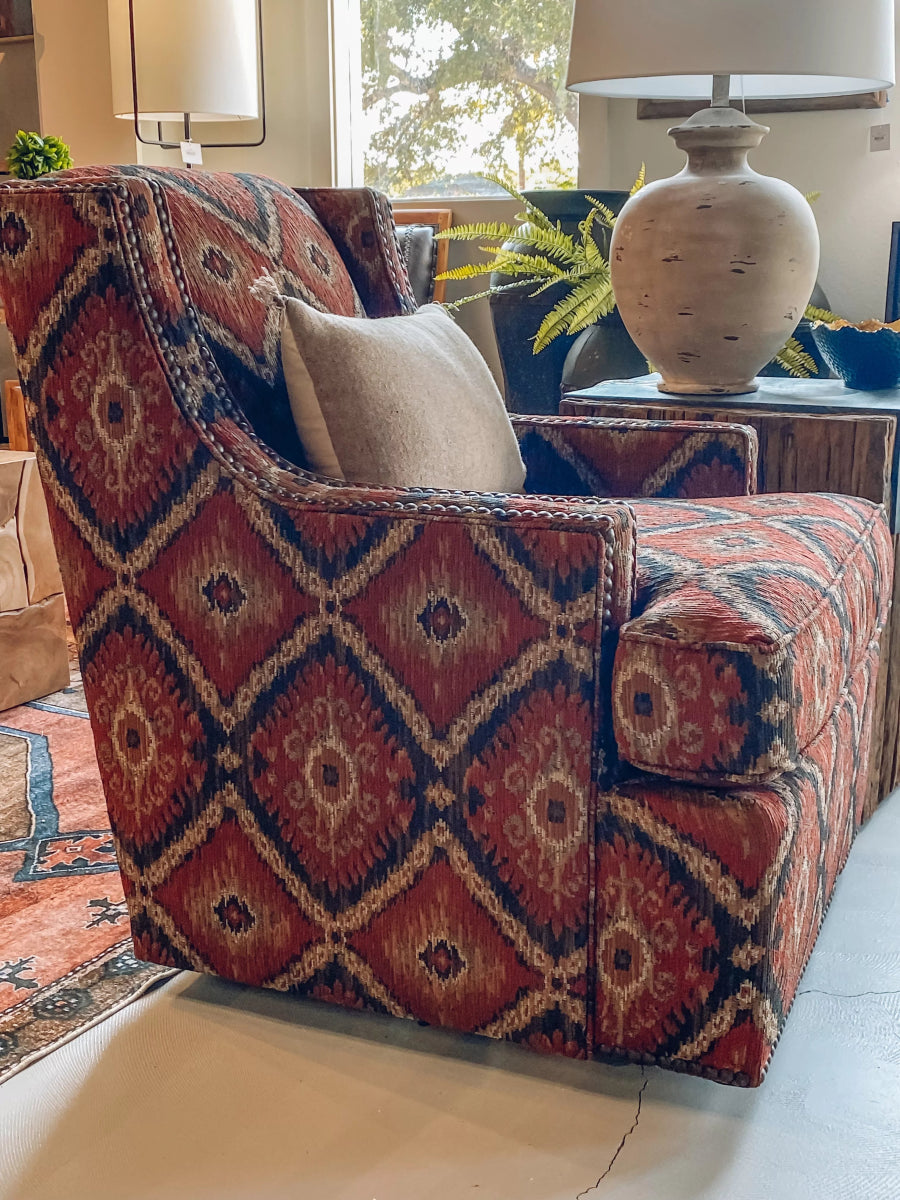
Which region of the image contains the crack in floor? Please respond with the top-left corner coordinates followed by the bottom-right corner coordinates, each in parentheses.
top-left (798, 988), bottom-right (900, 999)
top-left (575, 1072), bottom-right (648, 1199)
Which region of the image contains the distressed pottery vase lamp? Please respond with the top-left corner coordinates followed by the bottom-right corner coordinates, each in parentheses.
top-left (566, 0), bottom-right (895, 395)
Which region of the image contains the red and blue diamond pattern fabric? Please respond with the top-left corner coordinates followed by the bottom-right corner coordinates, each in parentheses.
top-left (615, 493), bottom-right (893, 782)
top-left (0, 169), bottom-right (632, 1067)
top-left (0, 166), bottom-right (890, 1089)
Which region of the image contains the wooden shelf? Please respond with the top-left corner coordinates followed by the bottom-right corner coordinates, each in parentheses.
top-left (0, 34), bottom-right (34, 45)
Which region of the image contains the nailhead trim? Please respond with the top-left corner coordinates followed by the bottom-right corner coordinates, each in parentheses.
top-left (531, 411), bottom-right (756, 436)
top-left (591, 1041), bottom-right (751, 1088)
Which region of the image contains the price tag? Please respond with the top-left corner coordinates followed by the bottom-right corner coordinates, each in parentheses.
top-left (180, 140), bottom-right (203, 166)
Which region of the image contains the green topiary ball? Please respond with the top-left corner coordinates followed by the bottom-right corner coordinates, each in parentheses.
top-left (7, 131), bottom-right (73, 180)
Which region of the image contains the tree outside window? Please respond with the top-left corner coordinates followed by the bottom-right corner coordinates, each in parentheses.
top-left (361, 0), bottom-right (578, 197)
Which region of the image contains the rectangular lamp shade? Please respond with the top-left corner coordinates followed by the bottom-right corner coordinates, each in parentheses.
top-left (108, 0), bottom-right (259, 122)
top-left (567, 0), bottom-right (895, 99)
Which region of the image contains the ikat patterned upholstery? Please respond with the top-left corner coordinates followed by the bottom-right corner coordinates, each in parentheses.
top-left (297, 187), bottom-right (418, 318)
top-left (0, 165), bottom-right (891, 1090)
top-left (513, 415), bottom-right (758, 499)
top-left (615, 494), bottom-right (893, 783)
top-left (35, 166), bottom-right (372, 468)
top-left (600, 638), bottom-right (879, 1078)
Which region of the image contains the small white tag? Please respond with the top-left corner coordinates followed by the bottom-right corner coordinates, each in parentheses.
top-left (180, 140), bottom-right (203, 166)
top-left (870, 123), bottom-right (891, 152)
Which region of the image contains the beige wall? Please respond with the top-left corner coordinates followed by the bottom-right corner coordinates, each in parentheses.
top-left (0, 41), bottom-right (40, 160)
top-left (577, 95), bottom-right (611, 188)
top-left (30, 0), bottom-right (334, 184)
top-left (31, 0), bottom-right (134, 164)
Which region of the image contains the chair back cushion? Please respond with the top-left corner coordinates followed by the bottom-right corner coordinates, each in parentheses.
top-left (52, 167), bottom-right (364, 464)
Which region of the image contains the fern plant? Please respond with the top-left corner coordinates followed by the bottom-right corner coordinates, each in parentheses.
top-left (437, 171), bottom-right (835, 377)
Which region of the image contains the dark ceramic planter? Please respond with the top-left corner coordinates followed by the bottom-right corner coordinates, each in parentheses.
top-left (561, 312), bottom-right (648, 393)
top-left (812, 321), bottom-right (900, 390)
top-left (489, 190), bottom-right (633, 414)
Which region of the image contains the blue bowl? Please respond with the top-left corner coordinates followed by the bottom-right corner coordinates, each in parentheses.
top-left (811, 320), bottom-right (900, 391)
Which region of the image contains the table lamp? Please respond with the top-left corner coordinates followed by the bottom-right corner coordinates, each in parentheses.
top-left (108, 0), bottom-right (266, 163)
top-left (567, 0), bottom-right (895, 395)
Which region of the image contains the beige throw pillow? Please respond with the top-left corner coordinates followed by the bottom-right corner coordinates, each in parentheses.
top-left (280, 299), bottom-right (526, 492)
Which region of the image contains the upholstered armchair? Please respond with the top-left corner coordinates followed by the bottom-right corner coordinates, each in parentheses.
top-left (0, 167), bottom-right (890, 1088)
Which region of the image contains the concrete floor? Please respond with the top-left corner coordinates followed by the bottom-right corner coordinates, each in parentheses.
top-left (1, 799), bottom-right (898, 1200)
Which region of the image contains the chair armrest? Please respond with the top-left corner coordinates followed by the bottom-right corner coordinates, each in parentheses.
top-left (513, 415), bottom-right (758, 499)
top-left (393, 222), bottom-right (438, 306)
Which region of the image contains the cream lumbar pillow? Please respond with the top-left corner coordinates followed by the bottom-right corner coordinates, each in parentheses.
top-left (279, 297), bottom-right (526, 492)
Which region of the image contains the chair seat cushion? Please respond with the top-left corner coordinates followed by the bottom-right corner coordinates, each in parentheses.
top-left (613, 494), bottom-right (893, 784)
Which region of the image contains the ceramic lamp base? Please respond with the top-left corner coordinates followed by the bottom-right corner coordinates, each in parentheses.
top-left (657, 378), bottom-right (760, 396)
top-left (610, 105), bottom-right (820, 395)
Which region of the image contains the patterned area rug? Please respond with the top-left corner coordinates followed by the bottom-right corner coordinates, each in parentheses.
top-left (0, 671), bottom-right (175, 1084)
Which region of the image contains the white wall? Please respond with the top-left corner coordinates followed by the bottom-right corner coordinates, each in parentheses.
top-left (599, 88), bottom-right (900, 322)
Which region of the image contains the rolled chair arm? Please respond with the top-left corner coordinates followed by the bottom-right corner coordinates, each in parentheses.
top-left (514, 415), bottom-right (758, 499)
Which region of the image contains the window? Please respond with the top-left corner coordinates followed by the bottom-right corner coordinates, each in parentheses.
top-left (360, 0), bottom-right (578, 197)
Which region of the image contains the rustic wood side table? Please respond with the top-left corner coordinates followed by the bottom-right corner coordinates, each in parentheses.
top-left (562, 375), bottom-right (900, 817)
top-left (0, 450), bottom-right (69, 711)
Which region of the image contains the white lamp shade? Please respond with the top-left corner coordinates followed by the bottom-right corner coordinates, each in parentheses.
top-left (567, 0), bottom-right (895, 99)
top-left (109, 0), bottom-right (259, 122)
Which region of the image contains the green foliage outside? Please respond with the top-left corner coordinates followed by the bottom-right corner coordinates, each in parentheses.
top-left (7, 131), bottom-right (73, 180)
top-left (439, 173), bottom-right (838, 375)
top-left (361, 0), bottom-right (577, 195)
